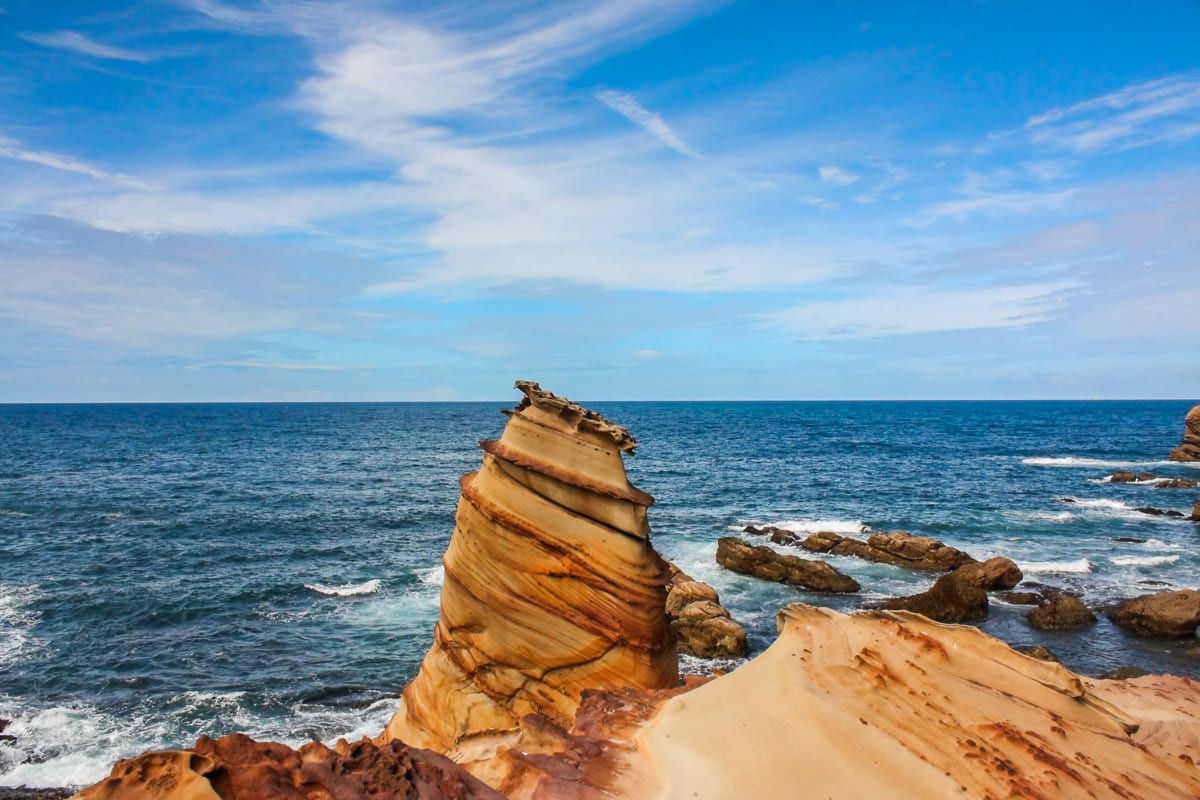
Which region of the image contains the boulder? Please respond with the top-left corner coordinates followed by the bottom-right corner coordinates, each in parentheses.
top-left (663, 563), bottom-right (748, 658)
top-left (1168, 404), bottom-right (1200, 461)
top-left (1002, 591), bottom-right (1044, 606)
top-left (1027, 593), bottom-right (1096, 631)
top-left (880, 557), bottom-right (1022, 624)
top-left (1134, 506), bottom-right (1185, 518)
top-left (1110, 590), bottom-right (1200, 637)
top-left (1155, 477), bottom-right (1200, 489)
top-left (1193, 498), bottom-right (1200, 521)
top-left (1111, 470), bottom-right (1156, 483)
top-left (716, 537), bottom-right (860, 593)
top-left (800, 530), bottom-right (976, 572)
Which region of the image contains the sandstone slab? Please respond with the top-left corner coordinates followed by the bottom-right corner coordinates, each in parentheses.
top-left (715, 537), bottom-right (859, 593)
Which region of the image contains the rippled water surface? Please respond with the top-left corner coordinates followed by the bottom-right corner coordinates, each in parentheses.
top-left (2, 399), bottom-right (1198, 787)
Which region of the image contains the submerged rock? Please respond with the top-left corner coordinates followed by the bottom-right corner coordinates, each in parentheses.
top-left (1168, 404), bottom-right (1200, 461)
top-left (1155, 477), bottom-right (1200, 489)
top-left (880, 557), bottom-right (1022, 624)
top-left (1111, 470), bottom-right (1156, 483)
top-left (1027, 592), bottom-right (1096, 631)
top-left (800, 530), bottom-right (975, 572)
top-left (716, 537), bottom-right (860, 593)
top-left (75, 734), bottom-right (505, 800)
top-left (1135, 506), bottom-right (1185, 518)
top-left (1100, 666), bottom-right (1153, 680)
top-left (664, 562), bottom-right (748, 658)
top-left (381, 381), bottom-right (677, 756)
top-left (1110, 590), bottom-right (1200, 638)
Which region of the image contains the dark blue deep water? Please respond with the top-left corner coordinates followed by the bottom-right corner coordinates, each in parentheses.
top-left (2, 399), bottom-right (1199, 787)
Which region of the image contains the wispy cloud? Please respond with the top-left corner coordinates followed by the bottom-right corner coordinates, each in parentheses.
top-left (596, 89), bottom-right (700, 158)
top-left (20, 30), bottom-right (152, 62)
top-left (917, 187), bottom-right (1078, 224)
top-left (186, 360), bottom-right (361, 371)
top-left (1025, 71), bottom-right (1200, 153)
top-left (0, 135), bottom-right (148, 188)
top-left (818, 165), bottom-right (858, 185)
top-left (756, 280), bottom-right (1080, 340)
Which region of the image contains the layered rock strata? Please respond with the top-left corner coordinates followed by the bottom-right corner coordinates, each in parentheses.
top-left (880, 557), bottom-right (1022, 623)
top-left (663, 562), bottom-right (748, 658)
top-left (75, 734), bottom-right (506, 800)
top-left (799, 530), bottom-right (976, 571)
top-left (715, 537), bottom-right (859, 593)
top-left (381, 381), bottom-right (676, 759)
top-left (1169, 404), bottom-right (1200, 461)
top-left (615, 604), bottom-right (1200, 800)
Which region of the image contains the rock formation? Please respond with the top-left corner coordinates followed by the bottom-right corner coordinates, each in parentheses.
top-left (1168, 404), bottom-right (1200, 461)
top-left (75, 734), bottom-right (506, 800)
top-left (1027, 592), bottom-right (1096, 631)
top-left (1193, 498), bottom-right (1200, 521)
top-left (715, 537), bottom-right (859, 593)
top-left (1156, 477), bottom-right (1200, 488)
top-left (1110, 589), bottom-right (1200, 637)
top-left (380, 381), bottom-right (677, 760)
top-left (663, 562), bottom-right (748, 658)
top-left (880, 557), bottom-right (1022, 623)
top-left (799, 530), bottom-right (976, 572)
top-left (612, 604), bottom-right (1200, 800)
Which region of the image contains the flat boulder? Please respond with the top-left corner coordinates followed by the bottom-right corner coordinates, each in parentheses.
top-left (1155, 477), bottom-right (1200, 489)
top-left (1134, 506), bottom-right (1185, 518)
top-left (1109, 590), bottom-right (1200, 637)
top-left (1027, 592), bottom-right (1096, 631)
top-left (716, 537), bottom-right (860, 593)
top-left (880, 557), bottom-right (1022, 624)
top-left (1168, 404), bottom-right (1200, 461)
top-left (800, 530), bottom-right (976, 572)
top-left (1111, 470), bottom-right (1156, 483)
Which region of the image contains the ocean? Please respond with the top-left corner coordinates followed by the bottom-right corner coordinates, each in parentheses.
top-left (2, 399), bottom-right (1199, 789)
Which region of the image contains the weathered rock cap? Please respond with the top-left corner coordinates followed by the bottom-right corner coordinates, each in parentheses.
top-left (1109, 589), bottom-right (1200, 638)
top-left (717, 536), bottom-right (860, 593)
top-left (1168, 404), bottom-right (1200, 461)
top-left (484, 380), bottom-right (653, 507)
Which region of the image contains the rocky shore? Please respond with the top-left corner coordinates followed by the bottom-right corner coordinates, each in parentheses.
top-left (68, 386), bottom-right (1200, 799)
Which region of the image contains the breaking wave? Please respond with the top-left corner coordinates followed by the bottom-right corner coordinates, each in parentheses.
top-left (304, 579), bottom-right (382, 598)
top-left (1019, 559), bottom-right (1092, 574)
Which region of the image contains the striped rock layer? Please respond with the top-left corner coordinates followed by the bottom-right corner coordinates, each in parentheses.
top-left (382, 382), bottom-right (677, 759)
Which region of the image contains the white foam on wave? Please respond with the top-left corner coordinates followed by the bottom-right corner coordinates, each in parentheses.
top-left (0, 509), bottom-right (31, 518)
top-left (1096, 474), bottom-right (1161, 485)
top-left (1010, 510), bottom-right (1075, 523)
top-left (304, 579), bottom-right (382, 597)
top-left (1110, 555), bottom-right (1180, 567)
top-left (1023, 456), bottom-right (1174, 469)
top-left (1020, 558), bottom-right (1092, 574)
top-left (766, 518), bottom-right (866, 535)
top-left (0, 584), bottom-right (40, 668)
top-left (415, 565), bottom-right (444, 586)
top-left (1065, 498), bottom-right (1133, 511)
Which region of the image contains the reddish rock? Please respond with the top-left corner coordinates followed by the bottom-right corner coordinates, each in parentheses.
top-left (716, 537), bottom-right (859, 593)
top-left (76, 733), bottom-right (507, 800)
top-left (1110, 590), bottom-right (1200, 638)
top-left (1027, 593), bottom-right (1096, 631)
top-left (880, 558), bottom-right (1022, 624)
top-left (800, 530), bottom-right (975, 572)
top-left (663, 562), bottom-right (748, 658)
top-left (1168, 404), bottom-right (1200, 461)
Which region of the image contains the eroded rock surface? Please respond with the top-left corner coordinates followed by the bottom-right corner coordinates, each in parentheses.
top-left (75, 734), bottom-right (505, 800)
top-left (880, 557), bottom-right (1022, 623)
top-left (614, 604), bottom-right (1200, 800)
top-left (715, 537), bottom-right (859, 593)
top-left (663, 562), bottom-right (748, 658)
top-left (800, 530), bottom-right (976, 572)
top-left (381, 381), bottom-right (676, 759)
top-left (1169, 404), bottom-right (1200, 461)
top-left (1110, 589), bottom-right (1200, 637)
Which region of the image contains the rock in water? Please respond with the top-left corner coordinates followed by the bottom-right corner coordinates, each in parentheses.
top-left (1110, 590), bottom-right (1200, 637)
top-left (664, 562), bottom-right (748, 658)
top-left (880, 557), bottom-right (1022, 623)
top-left (381, 381), bottom-right (677, 757)
top-left (1169, 404), bottom-right (1200, 461)
top-left (715, 537), bottom-right (860, 593)
top-left (1027, 592), bottom-right (1097, 631)
top-left (800, 530), bottom-right (975, 572)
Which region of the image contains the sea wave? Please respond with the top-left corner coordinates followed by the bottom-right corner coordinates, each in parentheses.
top-left (415, 565), bottom-right (444, 586)
top-left (1110, 555), bottom-right (1180, 567)
top-left (765, 518), bottom-right (866, 535)
top-left (1009, 510), bottom-right (1074, 523)
top-left (0, 585), bottom-right (40, 668)
top-left (1022, 456), bottom-right (1174, 469)
top-left (1019, 558), bottom-right (1092, 574)
top-left (304, 579), bottom-right (382, 597)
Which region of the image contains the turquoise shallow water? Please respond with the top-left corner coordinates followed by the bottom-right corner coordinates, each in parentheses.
top-left (2, 399), bottom-right (1199, 787)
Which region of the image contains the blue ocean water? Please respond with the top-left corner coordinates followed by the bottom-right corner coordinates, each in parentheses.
top-left (2, 399), bottom-right (1199, 788)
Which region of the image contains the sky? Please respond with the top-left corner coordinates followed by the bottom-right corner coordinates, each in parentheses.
top-left (1, 0), bottom-right (1198, 402)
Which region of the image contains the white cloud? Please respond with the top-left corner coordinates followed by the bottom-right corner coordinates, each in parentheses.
top-left (818, 165), bottom-right (858, 185)
top-left (1025, 71), bottom-right (1200, 153)
top-left (916, 188), bottom-right (1078, 224)
top-left (0, 135), bottom-right (148, 188)
top-left (756, 280), bottom-right (1080, 340)
top-left (797, 194), bottom-right (838, 210)
top-left (596, 89), bottom-right (700, 158)
top-left (21, 30), bottom-right (152, 62)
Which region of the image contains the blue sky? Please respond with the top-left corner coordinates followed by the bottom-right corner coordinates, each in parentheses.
top-left (1, 0), bottom-right (1198, 401)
